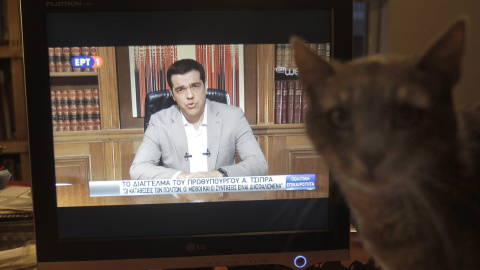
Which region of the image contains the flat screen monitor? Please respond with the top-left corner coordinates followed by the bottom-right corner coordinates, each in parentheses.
top-left (21, 0), bottom-right (352, 269)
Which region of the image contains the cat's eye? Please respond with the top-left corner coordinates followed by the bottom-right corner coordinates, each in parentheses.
top-left (392, 106), bottom-right (424, 128)
top-left (328, 108), bottom-right (353, 129)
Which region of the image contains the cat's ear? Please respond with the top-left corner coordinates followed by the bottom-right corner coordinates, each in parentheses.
top-left (417, 19), bottom-right (466, 84)
top-left (292, 37), bottom-right (335, 99)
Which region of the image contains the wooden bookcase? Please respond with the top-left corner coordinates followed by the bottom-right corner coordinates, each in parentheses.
top-left (50, 45), bottom-right (326, 183)
top-left (0, 0), bottom-right (30, 181)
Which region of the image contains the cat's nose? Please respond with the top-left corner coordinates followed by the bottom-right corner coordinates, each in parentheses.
top-left (357, 131), bottom-right (386, 171)
top-left (360, 152), bottom-right (384, 171)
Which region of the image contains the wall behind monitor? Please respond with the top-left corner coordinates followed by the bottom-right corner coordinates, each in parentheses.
top-left (388, 0), bottom-right (480, 108)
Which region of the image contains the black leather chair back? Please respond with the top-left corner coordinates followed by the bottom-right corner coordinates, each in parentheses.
top-left (144, 89), bottom-right (230, 130)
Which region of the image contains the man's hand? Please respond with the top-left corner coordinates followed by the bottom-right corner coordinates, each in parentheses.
top-left (188, 171), bottom-right (223, 178)
top-left (174, 170), bottom-right (228, 202)
top-left (177, 171), bottom-right (223, 179)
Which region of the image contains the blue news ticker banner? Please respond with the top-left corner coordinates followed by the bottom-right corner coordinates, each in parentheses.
top-left (286, 174), bottom-right (317, 190)
top-left (89, 174), bottom-right (316, 197)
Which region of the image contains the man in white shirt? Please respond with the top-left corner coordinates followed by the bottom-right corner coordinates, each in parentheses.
top-left (130, 59), bottom-right (268, 180)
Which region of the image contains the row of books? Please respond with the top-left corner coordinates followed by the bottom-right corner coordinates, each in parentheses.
top-left (275, 43), bottom-right (331, 68)
top-left (275, 80), bottom-right (308, 124)
top-left (50, 89), bottom-right (102, 132)
top-left (48, 47), bottom-right (98, 73)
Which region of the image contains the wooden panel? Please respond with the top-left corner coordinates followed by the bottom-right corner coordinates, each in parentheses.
top-left (55, 155), bottom-right (91, 184)
top-left (263, 134), bottom-right (329, 200)
top-left (54, 141), bottom-right (107, 180)
top-left (6, 0), bottom-right (22, 47)
top-left (0, 141), bottom-right (28, 153)
top-left (98, 47), bottom-right (120, 129)
top-left (0, 46), bottom-right (22, 58)
top-left (289, 150), bottom-right (327, 174)
top-left (19, 154), bottom-right (31, 182)
top-left (268, 135), bottom-right (288, 175)
top-left (256, 135), bottom-right (268, 162)
top-left (256, 44), bottom-right (275, 124)
top-left (116, 46), bottom-right (145, 129)
top-left (7, 0), bottom-right (26, 139)
top-left (119, 139), bottom-right (142, 180)
top-left (103, 141), bottom-right (116, 180)
top-left (289, 149), bottom-right (329, 192)
top-left (10, 59), bottom-right (26, 140)
top-left (112, 141), bottom-right (122, 180)
top-left (264, 130), bottom-right (319, 175)
top-left (53, 129), bottom-right (144, 181)
top-left (6, 0), bottom-right (30, 181)
top-left (244, 44), bottom-right (257, 124)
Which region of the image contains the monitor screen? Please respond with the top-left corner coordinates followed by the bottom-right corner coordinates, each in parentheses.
top-left (21, 0), bottom-right (352, 269)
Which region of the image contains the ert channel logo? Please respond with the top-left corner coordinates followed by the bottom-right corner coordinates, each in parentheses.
top-left (71, 56), bottom-right (103, 69)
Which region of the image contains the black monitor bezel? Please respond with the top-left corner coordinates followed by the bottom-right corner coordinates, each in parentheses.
top-left (21, 0), bottom-right (352, 264)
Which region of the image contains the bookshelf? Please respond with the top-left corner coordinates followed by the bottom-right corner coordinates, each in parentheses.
top-left (273, 43), bottom-right (330, 124)
top-left (0, 0), bottom-right (30, 181)
top-left (49, 53), bottom-right (102, 132)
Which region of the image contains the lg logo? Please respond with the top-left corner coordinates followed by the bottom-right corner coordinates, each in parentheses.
top-left (275, 67), bottom-right (299, 76)
top-left (45, 1), bottom-right (94, 7)
top-left (46, 1), bottom-right (83, 6)
top-left (186, 243), bottom-right (207, 252)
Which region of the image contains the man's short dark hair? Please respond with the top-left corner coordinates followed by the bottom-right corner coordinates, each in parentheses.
top-left (167, 59), bottom-right (206, 90)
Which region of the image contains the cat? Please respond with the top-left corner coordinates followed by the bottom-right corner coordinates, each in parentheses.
top-left (292, 19), bottom-right (480, 270)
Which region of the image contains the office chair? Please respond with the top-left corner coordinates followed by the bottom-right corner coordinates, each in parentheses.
top-left (144, 89), bottom-right (231, 131)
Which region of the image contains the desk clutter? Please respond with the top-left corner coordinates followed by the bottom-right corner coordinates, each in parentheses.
top-left (0, 182), bottom-right (36, 269)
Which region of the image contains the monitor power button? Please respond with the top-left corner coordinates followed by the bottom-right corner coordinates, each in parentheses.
top-left (294, 255), bottom-right (307, 268)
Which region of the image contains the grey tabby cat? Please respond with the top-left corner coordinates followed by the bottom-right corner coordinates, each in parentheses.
top-left (293, 20), bottom-right (480, 270)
